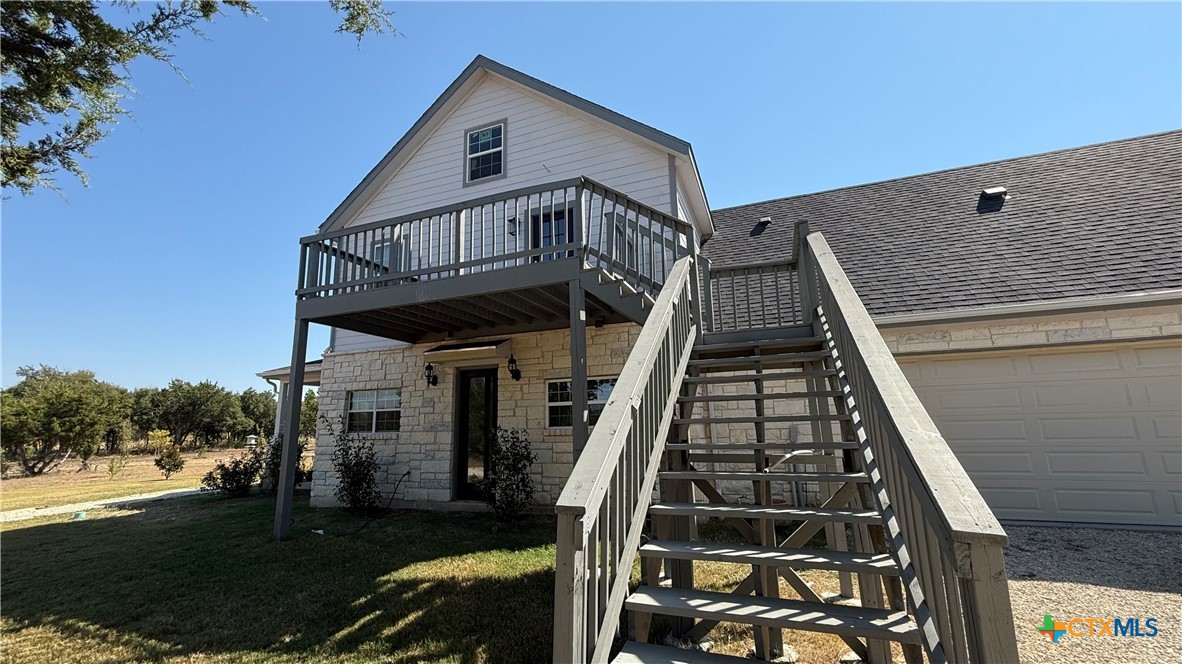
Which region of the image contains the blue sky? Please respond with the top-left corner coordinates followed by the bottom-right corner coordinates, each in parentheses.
top-left (3, 1), bottom-right (1179, 391)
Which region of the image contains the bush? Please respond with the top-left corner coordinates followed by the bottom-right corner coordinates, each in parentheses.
top-left (262, 432), bottom-right (309, 495)
top-left (154, 444), bottom-right (185, 479)
top-left (201, 448), bottom-right (263, 497)
top-left (485, 427), bottom-right (537, 522)
top-left (106, 453), bottom-right (129, 480)
top-left (327, 416), bottom-right (380, 511)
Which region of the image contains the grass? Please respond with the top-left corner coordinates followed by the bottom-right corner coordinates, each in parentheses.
top-left (0, 494), bottom-right (557, 663)
top-left (1, 451), bottom-right (236, 512)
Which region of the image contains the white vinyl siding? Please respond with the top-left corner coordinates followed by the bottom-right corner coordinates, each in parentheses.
top-left (347, 75), bottom-right (672, 227)
top-left (333, 330), bottom-right (409, 353)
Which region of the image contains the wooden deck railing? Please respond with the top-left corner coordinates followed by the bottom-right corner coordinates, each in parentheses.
top-left (295, 176), bottom-right (692, 302)
top-left (699, 220), bottom-right (810, 333)
top-left (803, 232), bottom-right (1019, 663)
top-left (553, 256), bottom-right (699, 663)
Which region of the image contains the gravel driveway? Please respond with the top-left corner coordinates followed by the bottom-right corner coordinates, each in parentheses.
top-left (1005, 525), bottom-right (1181, 663)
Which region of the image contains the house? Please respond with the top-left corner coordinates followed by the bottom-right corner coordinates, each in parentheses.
top-left (264, 56), bottom-right (1180, 663)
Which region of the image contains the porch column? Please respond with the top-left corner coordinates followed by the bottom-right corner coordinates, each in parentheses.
top-left (273, 318), bottom-right (309, 540)
top-left (272, 381), bottom-right (289, 439)
top-left (569, 279), bottom-right (588, 458)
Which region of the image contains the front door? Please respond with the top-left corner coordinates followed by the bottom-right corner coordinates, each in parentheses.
top-left (455, 368), bottom-right (498, 500)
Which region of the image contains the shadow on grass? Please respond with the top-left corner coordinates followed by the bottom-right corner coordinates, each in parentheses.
top-left (1, 495), bottom-right (557, 663)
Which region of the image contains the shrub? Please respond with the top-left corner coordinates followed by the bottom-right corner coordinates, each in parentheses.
top-left (327, 416), bottom-right (380, 511)
top-left (154, 444), bottom-right (185, 479)
top-left (262, 432), bottom-right (309, 495)
top-left (485, 427), bottom-right (537, 522)
top-left (201, 448), bottom-right (263, 497)
top-left (106, 453), bottom-right (129, 480)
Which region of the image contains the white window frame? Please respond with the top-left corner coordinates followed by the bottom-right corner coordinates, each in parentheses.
top-left (546, 377), bottom-right (618, 429)
top-left (463, 120), bottom-right (507, 185)
top-left (346, 388), bottom-right (402, 433)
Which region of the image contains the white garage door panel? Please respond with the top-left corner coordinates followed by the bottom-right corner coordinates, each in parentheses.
top-left (900, 341), bottom-right (1182, 528)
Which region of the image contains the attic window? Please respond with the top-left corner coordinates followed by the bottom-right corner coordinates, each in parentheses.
top-left (465, 122), bottom-right (505, 184)
top-left (757, 216), bottom-right (772, 226)
top-left (981, 186), bottom-right (1007, 200)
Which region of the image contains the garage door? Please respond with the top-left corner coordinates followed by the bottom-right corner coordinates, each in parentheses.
top-left (896, 340), bottom-right (1182, 528)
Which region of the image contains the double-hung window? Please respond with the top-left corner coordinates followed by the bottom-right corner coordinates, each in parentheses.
top-left (547, 378), bottom-right (617, 428)
top-left (465, 122), bottom-right (505, 183)
top-left (347, 389), bottom-right (402, 433)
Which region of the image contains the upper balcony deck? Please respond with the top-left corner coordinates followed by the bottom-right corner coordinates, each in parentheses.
top-left (294, 177), bottom-right (696, 343)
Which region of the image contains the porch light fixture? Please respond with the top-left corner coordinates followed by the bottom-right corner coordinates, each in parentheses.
top-left (507, 355), bottom-right (522, 381)
top-left (424, 363), bottom-right (438, 387)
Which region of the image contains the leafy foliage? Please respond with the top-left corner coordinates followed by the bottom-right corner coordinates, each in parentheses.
top-left (299, 389), bottom-right (319, 440)
top-left (327, 416), bottom-right (381, 511)
top-left (261, 432), bottom-right (310, 495)
top-left (485, 428), bottom-right (538, 522)
top-left (154, 444), bottom-right (185, 479)
top-left (238, 387), bottom-right (276, 437)
top-left (157, 379), bottom-right (250, 448)
top-left (129, 387), bottom-right (165, 439)
top-left (1, 0), bottom-right (395, 195)
top-left (106, 452), bottom-right (129, 480)
top-left (145, 429), bottom-right (172, 453)
top-left (0, 365), bottom-right (128, 475)
top-left (201, 448), bottom-right (263, 497)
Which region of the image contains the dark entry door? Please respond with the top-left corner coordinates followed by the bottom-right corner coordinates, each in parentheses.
top-left (456, 368), bottom-right (498, 500)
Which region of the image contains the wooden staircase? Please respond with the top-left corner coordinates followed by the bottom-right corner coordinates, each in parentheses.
top-left (613, 335), bottom-right (921, 663)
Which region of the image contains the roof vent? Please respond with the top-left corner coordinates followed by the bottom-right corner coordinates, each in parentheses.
top-left (757, 216), bottom-right (772, 226)
top-left (980, 186), bottom-right (1008, 200)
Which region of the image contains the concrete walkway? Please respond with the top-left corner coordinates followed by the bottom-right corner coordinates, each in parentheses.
top-left (1, 487), bottom-right (204, 523)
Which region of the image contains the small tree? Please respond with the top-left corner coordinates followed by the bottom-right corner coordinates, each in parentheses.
top-left (146, 429), bottom-right (172, 454)
top-left (154, 444), bottom-right (185, 479)
top-left (485, 428), bottom-right (538, 522)
top-left (106, 453), bottom-right (129, 480)
top-left (327, 416), bottom-right (380, 511)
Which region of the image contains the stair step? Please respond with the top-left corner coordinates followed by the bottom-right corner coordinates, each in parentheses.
top-left (613, 642), bottom-right (752, 664)
top-left (666, 441), bottom-right (858, 451)
top-left (687, 350), bottom-right (832, 370)
top-left (651, 503), bottom-right (883, 524)
top-left (693, 336), bottom-right (825, 354)
top-left (688, 453), bottom-right (838, 465)
top-left (673, 414), bottom-right (850, 425)
top-left (659, 470), bottom-right (868, 483)
top-left (625, 587), bottom-right (921, 644)
top-left (639, 540), bottom-right (899, 575)
top-left (677, 391), bottom-right (842, 403)
top-left (683, 370), bottom-right (837, 385)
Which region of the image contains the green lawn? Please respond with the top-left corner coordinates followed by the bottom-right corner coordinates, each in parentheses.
top-left (1, 495), bottom-right (556, 663)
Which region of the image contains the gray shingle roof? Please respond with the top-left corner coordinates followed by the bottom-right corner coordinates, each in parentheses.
top-left (703, 130), bottom-right (1182, 318)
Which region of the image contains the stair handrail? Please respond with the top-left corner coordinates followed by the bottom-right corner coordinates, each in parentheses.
top-left (553, 255), bottom-right (700, 663)
top-left (802, 232), bottom-right (1018, 663)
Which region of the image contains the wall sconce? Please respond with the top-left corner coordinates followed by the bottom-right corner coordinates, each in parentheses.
top-left (507, 355), bottom-right (522, 382)
top-left (424, 363), bottom-right (438, 387)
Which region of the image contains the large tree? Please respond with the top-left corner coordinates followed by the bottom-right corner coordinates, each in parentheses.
top-left (1, 0), bottom-right (395, 194)
top-left (299, 389), bottom-right (319, 441)
top-left (129, 386), bottom-right (164, 438)
top-left (0, 365), bottom-right (128, 475)
top-left (238, 387), bottom-right (277, 437)
top-left (157, 379), bottom-right (247, 447)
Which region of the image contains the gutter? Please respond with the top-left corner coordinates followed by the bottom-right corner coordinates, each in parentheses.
top-left (873, 290), bottom-right (1182, 328)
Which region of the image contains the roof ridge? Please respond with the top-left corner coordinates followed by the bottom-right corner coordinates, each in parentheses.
top-left (711, 128), bottom-right (1182, 214)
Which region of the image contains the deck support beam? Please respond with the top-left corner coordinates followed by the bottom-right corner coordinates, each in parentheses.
top-left (273, 317), bottom-right (309, 541)
top-left (569, 279), bottom-right (589, 458)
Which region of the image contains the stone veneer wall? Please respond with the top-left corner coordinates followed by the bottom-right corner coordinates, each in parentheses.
top-left (311, 323), bottom-right (640, 508)
top-left (877, 304), bottom-right (1181, 354)
top-left (310, 304), bottom-right (1179, 509)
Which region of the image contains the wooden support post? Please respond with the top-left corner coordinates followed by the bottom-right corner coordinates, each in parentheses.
top-left (569, 280), bottom-right (589, 458)
top-left (273, 318), bottom-right (309, 541)
top-left (271, 381), bottom-right (288, 439)
top-left (749, 347), bottom-right (784, 659)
